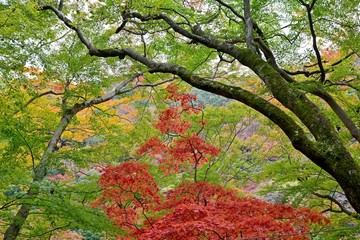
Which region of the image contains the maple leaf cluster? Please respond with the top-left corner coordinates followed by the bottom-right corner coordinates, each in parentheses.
top-left (154, 84), bottom-right (202, 134)
top-left (95, 164), bottom-right (329, 239)
top-left (138, 84), bottom-right (219, 174)
top-left (93, 162), bottom-right (160, 231)
top-left (137, 181), bottom-right (329, 240)
top-left (138, 133), bottom-right (220, 174)
top-left (94, 85), bottom-right (329, 239)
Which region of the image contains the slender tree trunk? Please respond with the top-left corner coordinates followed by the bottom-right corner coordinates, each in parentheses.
top-left (4, 205), bottom-right (31, 240)
top-left (4, 113), bottom-right (75, 239)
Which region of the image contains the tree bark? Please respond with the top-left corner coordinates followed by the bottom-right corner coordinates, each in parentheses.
top-left (4, 112), bottom-right (75, 240)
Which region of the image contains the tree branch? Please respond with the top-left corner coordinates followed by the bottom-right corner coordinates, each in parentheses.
top-left (299, 0), bottom-right (326, 82)
top-left (14, 90), bottom-right (64, 115)
top-left (41, 7), bottom-right (342, 147)
top-left (243, 0), bottom-right (256, 53)
top-left (313, 191), bottom-right (359, 218)
top-left (284, 52), bottom-right (356, 77)
top-left (214, 0), bottom-right (244, 21)
top-left (311, 88), bottom-right (360, 143)
top-left (57, 0), bottom-right (63, 11)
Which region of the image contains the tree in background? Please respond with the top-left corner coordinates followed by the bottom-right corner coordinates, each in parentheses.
top-left (95, 86), bottom-right (329, 239)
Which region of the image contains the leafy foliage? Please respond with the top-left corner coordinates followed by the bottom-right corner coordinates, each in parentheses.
top-left (138, 84), bottom-right (220, 175)
top-left (1, 0), bottom-right (360, 238)
top-left (94, 87), bottom-right (329, 239)
top-left (96, 162), bottom-right (329, 239)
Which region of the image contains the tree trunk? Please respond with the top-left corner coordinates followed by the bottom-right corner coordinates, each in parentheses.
top-left (3, 113), bottom-right (74, 239)
top-left (4, 205), bottom-right (31, 240)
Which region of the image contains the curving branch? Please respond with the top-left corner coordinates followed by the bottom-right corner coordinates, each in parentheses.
top-left (326, 78), bottom-right (360, 92)
top-left (313, 191), bottom-right (360, 218)
top-left (298, 0), bottom-right (326, 82)
top-left (214, 0), bottom-right (244, 21)
top-left (284, 52), bottom-right (356, 77)
top-left (13, 90), bottom-right (64, 115)
top-left (311, 88), bottom-right (360, 143)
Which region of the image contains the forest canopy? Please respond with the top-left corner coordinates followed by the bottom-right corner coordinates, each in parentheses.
top-left (0, 0), bottom-right (360, 239)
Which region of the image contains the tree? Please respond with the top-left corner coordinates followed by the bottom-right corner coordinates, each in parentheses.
top-left (0, 68), bottom-right (146, 239)
top-left (95, 165), bottom-right (329, 239)
top-left (0, 45), bottom-right (169, 239)
top-left (137, 84), bottom-right (220, 180)
top-left (94, 85), bottom-right (329, 239)
top-left (1, 0), bottom-right (360, 238)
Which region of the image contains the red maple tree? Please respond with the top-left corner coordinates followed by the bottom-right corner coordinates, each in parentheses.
top-left (136, 181), bottom-right (329, 240)
top-left (95, 165), bottom-right (329, 239)
top-left (94, 85), bottom-right (329, 239)
top-left (138, 84), bottom-right (219, 176)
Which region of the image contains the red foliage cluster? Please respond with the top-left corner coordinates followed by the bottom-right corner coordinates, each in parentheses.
top-left (154, 107), bottom-right (191, 134)
top-left (92, 162), bottom-right (160, 231)
top-left (138, 84), bottom-right (219, 174)
top-left (165, 84), bottom-right (202, 113)
top-left (154, 84), bottom-right (202, 134)
top-left (95, 164), bottom-right (329, 239)
top-left (94, 86), bottom-right (329, 239)
top-left (137, 181), bottom-right (329, 240)
top-left (138, 134), bottom-right (220, 174)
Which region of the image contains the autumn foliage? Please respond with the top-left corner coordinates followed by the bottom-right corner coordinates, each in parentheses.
top-left (138, 84), bottom-right (219, 174)
top-left (94, 85), bottom-right (329, 239)
top-left (93, 162), bottom-right (160, 231)
top-left (95, 165), bottom-right (329, 239)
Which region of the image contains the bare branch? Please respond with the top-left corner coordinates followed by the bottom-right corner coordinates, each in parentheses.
top-left (299, 0), bottom-right (326, 82)
top-left (325, 78), bottom-right (360, 92)
top-left (214, 0), bottom-right (244, 21)
top-left (0, 194), bottom-right (27, 210)
top-left (115, 20), bottom-right (128, 33)
top-left (284, 52), bottom-right (356, 77)
top-left (58, 0), bottom-right (63, 11)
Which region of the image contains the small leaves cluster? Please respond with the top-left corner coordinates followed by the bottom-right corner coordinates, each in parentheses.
top-left (96, 165), bottom-right (329, 239)
top-left (138, 84), bottom-right (219, 174)
top-left (93, 162), bottom-right (160, 231)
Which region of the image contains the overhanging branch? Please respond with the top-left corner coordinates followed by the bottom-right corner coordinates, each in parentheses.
top-left (14, 90), bottom-right (64, 115)
top-left (313, 191), bottom-right (360, 218)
